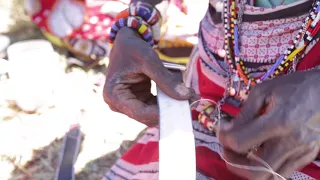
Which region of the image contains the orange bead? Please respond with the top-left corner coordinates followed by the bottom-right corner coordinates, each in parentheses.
top-left (115, 9), bottom-right (130, 21)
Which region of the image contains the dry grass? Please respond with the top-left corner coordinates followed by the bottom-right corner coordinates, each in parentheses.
top-left (0, 1), bottom-right (146, 180)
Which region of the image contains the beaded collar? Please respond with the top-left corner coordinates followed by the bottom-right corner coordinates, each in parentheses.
top-left (223, 0), bottom-right (320, 85)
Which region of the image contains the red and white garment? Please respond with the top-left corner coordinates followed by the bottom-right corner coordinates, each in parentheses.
top-left (24, 0), bottom-right (129, 59)
top-left (24, 0), bottom-right (201, 61)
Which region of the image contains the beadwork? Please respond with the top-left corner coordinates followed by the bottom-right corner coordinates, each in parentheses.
top-left (198, 104), bottom-right (216, 131)
top-left (109, 16), bottom-right (154, 46)
top-left (113, 2), bottom-right (162, 45)
top-left (223, 0), bottom-right (320, 85)
top-left (129, 1), bottom-right (162, 44)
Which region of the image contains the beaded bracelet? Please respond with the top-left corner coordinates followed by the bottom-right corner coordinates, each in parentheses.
top-left (109, 16), bottom-right (154, 46)
top-left (110, 1), bottom-right (162, 46)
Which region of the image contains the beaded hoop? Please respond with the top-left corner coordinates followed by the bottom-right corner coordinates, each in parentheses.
top-left (109, 17), bottom-right (154, 46)
top-left (114, 2), bottom-right (162, 45)
top-left (128, 1), bottom-right (161, 25)
top-left (130, 2), bottom-right (162, 44)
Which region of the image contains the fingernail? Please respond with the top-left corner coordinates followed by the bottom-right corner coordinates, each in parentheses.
top-left (175, 83), bottom-right (190, 96)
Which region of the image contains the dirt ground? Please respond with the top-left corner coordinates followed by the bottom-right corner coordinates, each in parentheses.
top-left (0, 1), bottom-right (147, 179)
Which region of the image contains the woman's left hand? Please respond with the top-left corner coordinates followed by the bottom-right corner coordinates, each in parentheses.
top-left (218, 70), bottom-right (320, 180)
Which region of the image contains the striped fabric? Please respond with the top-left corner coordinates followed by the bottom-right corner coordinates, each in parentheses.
top-left (104, 120), bottom-right (320, 179)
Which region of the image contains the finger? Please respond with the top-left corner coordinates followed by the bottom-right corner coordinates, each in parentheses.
top-left (135, 91), bottom-right (155, 103)
top-left (220, 85), bottom-right (270, 132)
top-left (113, 87), bottom-right (159, 126)
top-left (108, 105), bottom-right (119, 112)
top-left (255, 142), bottom-right (311, 180)
top-left (276, 141), bottom-right (320, 179)
top-left (222, 148), bottom-right (260, 179)
top-left (223, 140), bottom-right (310, 180)
top-left (145, 95), bottom-right (157, 105)
top-left (235, 86), bottom-right (268, 125)
top-left (219, 109), bottom-right (287, 153)
top-left (121, 99), bottom-right (159, 126)
top-left (130, 80), bottom-right (151, 93)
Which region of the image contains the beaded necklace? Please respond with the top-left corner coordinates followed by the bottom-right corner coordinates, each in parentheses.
top-left (223, 0), bottom-right (320, 86)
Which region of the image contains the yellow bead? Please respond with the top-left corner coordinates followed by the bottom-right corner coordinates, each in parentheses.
top-left (138, 24), bottom-right (148, 34)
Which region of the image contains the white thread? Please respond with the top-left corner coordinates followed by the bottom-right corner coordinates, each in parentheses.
top-left (189, 98), bottom-right (216, 109)
top-left (306, 124), bottom-right (320, 133)
top-left (189, 98), bottom-right (286, 180)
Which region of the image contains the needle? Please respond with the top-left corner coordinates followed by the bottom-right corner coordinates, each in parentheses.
top-left (161, 61), bottom-right (187, 71)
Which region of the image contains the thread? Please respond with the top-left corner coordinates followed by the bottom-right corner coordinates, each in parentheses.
top-left (189, 99), bottom-right (286, 180)
top-left (306, 124), bottom-right (320, 133)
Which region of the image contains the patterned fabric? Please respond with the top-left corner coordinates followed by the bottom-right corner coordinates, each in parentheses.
top-left (104, 1), bottom-right (320, 180)
top-left (104, 121), bottom-right (320, 179)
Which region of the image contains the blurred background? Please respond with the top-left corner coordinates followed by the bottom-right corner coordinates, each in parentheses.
top-left (0, 1), bottom-right (147, 180)
top-left (0, 0), bottom-right (206, 179)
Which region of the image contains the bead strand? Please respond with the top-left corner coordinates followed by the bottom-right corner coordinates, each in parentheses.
top-left (223, 0), bottom-right (320, 85)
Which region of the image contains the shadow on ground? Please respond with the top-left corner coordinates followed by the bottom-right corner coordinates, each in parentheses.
top-left (7, 128), bottom-right (146, 180)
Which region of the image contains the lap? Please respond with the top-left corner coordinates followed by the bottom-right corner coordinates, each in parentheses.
top-left (103, 121), bottom-right (320, 180)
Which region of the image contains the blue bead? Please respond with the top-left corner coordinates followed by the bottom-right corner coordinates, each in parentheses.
top-left (137, 7), bottom-right (151, 21)
top-left (234, 25), bottom-right (239, 56)
top-left (261, 55), bottom-right (284, 80)
top-left (317, 4), bottom-right (320, 12)
top-left (111, 24), bottom-right (119, 31)
top-left (109, 32), bottom-right (116, 40)
top-left (147, 40), bottom-right (154, 46)
top-left (143, 32), bottom-right (152, 39)
top-left (119, 18), bottom-right (125, 27)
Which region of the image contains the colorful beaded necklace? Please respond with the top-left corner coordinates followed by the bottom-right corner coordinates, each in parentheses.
top-left (223, 0), bottom-right (320, 86)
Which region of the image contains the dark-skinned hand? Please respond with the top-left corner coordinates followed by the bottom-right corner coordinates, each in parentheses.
top-left (103, 27), bottom-right (194, 126)
top-left (218, 70), bottom-right (320, 180)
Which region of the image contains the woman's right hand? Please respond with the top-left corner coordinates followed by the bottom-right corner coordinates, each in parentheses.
top-left (103, 27), bottom-right (194, 126)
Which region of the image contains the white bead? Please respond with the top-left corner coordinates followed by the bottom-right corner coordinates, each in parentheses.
top-left (228, 87), bottom-right (236, 96)
top-left (215, 2), bottom-right (224, 12)
top-left (217, 49), bottom-right (226, 58)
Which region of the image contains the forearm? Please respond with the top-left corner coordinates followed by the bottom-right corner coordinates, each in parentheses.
top-left (130, 0), bottom-right (163, 6)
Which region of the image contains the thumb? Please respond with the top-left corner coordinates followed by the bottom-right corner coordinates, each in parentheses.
top-left (152, 68), bottom-right (192, 100)
top-left (219, 86), bottom-right (267, 133)
top-left (233, 87), bottom-right (268, 127)
top-left (141, 53), bottom-right (192, 100)
top-left (218, 119), bottom-right (234, 131)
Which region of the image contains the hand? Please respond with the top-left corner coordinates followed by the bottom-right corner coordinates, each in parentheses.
top-left (103, 27), bottom-right (194, 126)
top-left (218, 70), bottom-right (320, 180)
